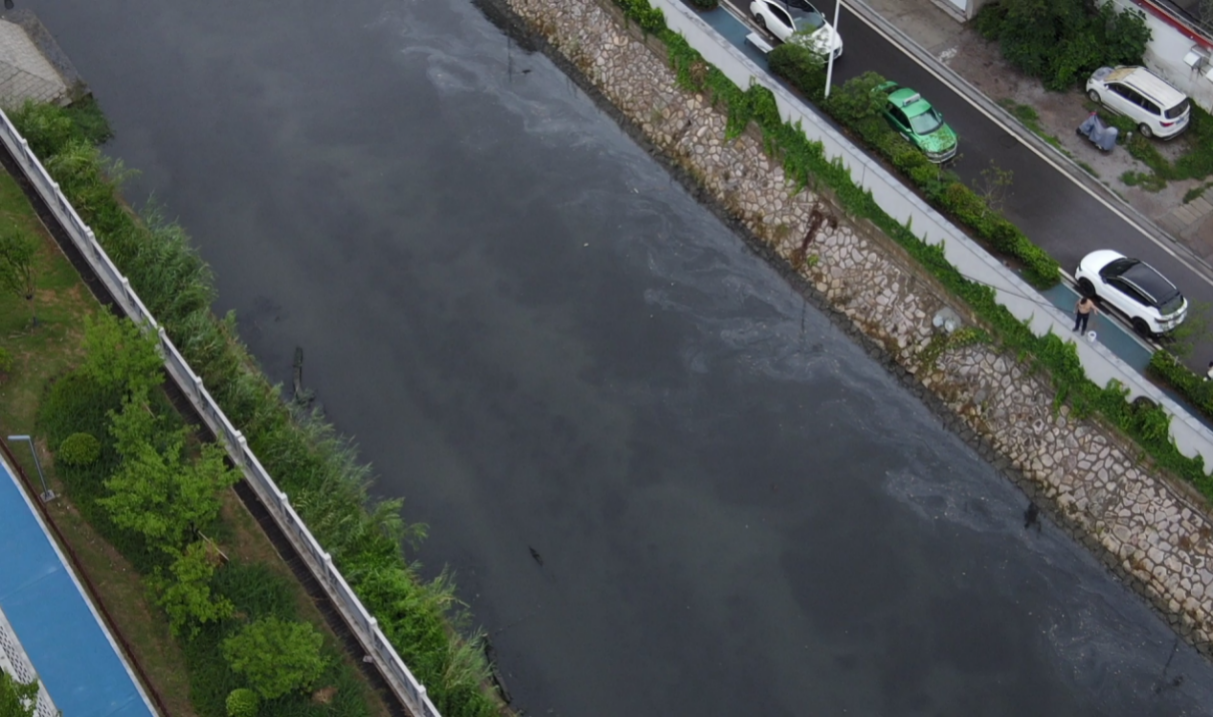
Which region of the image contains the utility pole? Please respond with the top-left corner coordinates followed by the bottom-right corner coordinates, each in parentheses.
top-left (824, 0), bottom-right (843, 99)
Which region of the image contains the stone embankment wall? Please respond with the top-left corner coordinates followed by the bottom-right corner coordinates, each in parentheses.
top-left (496, 0), bottom-right (1213, 654)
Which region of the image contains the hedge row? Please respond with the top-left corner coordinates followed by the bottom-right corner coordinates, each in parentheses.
top-left (610, 0), bottom-right (1213, 493)
top-left (10, 101), bottom-right (499, 717)
top-left (765, 46), bottom-right (1060, 288)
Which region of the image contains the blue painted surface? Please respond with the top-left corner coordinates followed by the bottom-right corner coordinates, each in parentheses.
top-left (0, 462), bottom-right (154, 717)
top-left (1040, 282), bottom-right (1153, 373)
top-left (699, 6), bottom-right (770, 65)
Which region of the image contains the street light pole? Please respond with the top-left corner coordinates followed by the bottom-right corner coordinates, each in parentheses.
top-left (7, 435), bottom-right (54, 502)
top-left (824, 0), bottom-right (843, 99)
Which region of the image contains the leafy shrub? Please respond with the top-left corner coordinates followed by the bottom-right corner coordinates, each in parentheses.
top-left (686, 0), bottom-right (718, 8)
top-left (225, 688), bottom-right (259, 717)
top-left (977, 0), bottom-right (1150, 90)
top-left (616, 0), bottom-right (665, 32)
top-left (149, 541), bottom-right (234, 637)
top-left (0, 670), bottom-right (38, 717)
top-left (57, 432), bottom-right (101, 466)
top-left (80, 311), bottom-right (164, 398)
top-left (822, 71), bottom-right (886, 125)
top-left (0, 346), bottom-right (13, 374)
top-left (8, 100), bottom-right (79, 162)
top-left (768, 43), bottom-right (825, 101)
top-left (222, 617), bottom-right (326, 700)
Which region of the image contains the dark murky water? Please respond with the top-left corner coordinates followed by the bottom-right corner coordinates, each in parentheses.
top-left (19, 0), bottom-right (1213, 714)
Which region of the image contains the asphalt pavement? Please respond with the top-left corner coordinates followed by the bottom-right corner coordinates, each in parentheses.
top-left (723, 0), bottom-right (1213, 369)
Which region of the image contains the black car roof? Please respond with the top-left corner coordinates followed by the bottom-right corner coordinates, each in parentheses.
top-left (1122, 260), bottom-right (1179, 304)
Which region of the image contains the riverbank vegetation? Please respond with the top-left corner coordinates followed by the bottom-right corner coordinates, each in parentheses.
top-left (5, 99), bottom-right (501, 717)
top-left (0, 149), bottom-right (387, 716)
top-left (607, 0), bottom-right (1213, 496)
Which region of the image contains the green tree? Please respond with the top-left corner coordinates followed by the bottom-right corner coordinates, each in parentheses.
top-left (81, 311), bottom-right (163, 397)
top-left (768, 42), bottom-right (827, 101)
top-left (977, 0), bottom-right (1150, 90)
top-left (225, 688), bottom-right (260, 717)
top-left (222, 617), bottom-right (327, 700)
top-left (0, 224), bottom-right (38, 327)
top-left (99, 396), bottom-right (238, 551)
top-left (0, 670), bottom-right (38, 717)
top-left (149, 541), bottom-right (233, 637)
top-left (823, 70), bottom-right (887, 126)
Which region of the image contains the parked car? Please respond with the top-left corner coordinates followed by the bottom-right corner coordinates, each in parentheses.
top-left (1086, 66), bottom-right (1190, 139)
top-left (1075, 250), bottom-right (1188, 336)
top-left (873, 81), bottom-right (958, 163)
top-left (749, 0), bottom-right (843, 59)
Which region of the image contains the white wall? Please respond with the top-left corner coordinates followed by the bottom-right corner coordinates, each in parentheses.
top-left (1106, 0), bottom-right (1213, 112)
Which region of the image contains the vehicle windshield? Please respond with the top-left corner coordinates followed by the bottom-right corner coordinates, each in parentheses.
top-left (1166, 98), bottom-right (1191, 120)
top-left (1159, 292), bottom-right (1186, 316)
top-left (908, 109), bottom-right (943, 136)
top-left (790, 8), bottom-right (826, 32)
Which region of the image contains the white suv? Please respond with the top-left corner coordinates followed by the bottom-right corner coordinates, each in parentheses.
top-left (1086, 66), bottom-right (1190, 139)
top-left (1075, 250), bottom-right (1187, 336)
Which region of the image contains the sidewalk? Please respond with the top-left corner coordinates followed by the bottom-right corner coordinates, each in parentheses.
top-left (860, 0), bottom-right (1213, 267)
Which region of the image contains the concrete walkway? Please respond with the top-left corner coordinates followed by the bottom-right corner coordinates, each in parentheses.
top-left (0, 9), bottom-right (84, 109)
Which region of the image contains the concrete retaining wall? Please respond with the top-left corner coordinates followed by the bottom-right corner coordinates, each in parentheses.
top-left (500, 0), bottom-right (1213, 656)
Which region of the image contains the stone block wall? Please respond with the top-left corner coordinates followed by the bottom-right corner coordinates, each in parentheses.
top-left (494, 0), bottom-right (1213, 655)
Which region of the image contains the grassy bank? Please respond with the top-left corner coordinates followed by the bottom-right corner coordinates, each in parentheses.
top-left (0, 127), bottom-right (393, 716)
top-left (5, 98), bottom-right (500, 717)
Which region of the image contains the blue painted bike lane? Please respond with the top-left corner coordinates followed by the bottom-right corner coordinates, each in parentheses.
top-left (0, 457), bottom-right (156, 717)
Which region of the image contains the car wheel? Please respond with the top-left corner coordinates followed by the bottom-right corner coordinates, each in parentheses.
top-left (1131, 317), bottom-right (1152, 337)
top-left (1087, 89), bottom-right (1101, 104)
top-left (1077, 278), bottom-right (1095, 297)
top-left (1138, 123), bottom-right (1153, 139)
top-left (754, 13), bottom-right (766, 30)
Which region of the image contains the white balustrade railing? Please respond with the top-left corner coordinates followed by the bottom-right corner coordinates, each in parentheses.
top-left (0, 111), bottom-right (443, 717)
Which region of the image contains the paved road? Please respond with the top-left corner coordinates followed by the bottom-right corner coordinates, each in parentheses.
top-left (730, 0), bottom-right (1213, 366)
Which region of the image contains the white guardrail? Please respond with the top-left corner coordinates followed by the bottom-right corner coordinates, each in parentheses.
top-left (0, 111), bottom-right (443, 717)
top-left (654, 0), bottom-right (1213, 472)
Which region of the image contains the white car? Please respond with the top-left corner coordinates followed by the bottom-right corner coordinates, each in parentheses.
top-left (1086, 66), bottom-right (1190, 140)
top-left (749, 0), bottom-right (843, 59)
top-left (1075, 250), bottom-right (1187, 336)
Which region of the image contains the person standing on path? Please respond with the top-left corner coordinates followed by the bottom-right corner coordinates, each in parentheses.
top-left (1073, 296), bottom-right (1096, 334)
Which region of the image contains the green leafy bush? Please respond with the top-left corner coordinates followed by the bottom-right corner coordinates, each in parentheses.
top-left (225, 688), bottom-right (259, 717)
top-left (80, 311), bottom-right (164, 398)
top-left (0, 346), bottom-right (14, 374)
top-left (767, 43), bottom-right (825, 101)
top-left (222, 617), bottom-right (326, 701)
top-left (149, 541), bottom-right (234, 637)
top-left (686, 0), bottom-right (719, 8)
top-left (616, 0), bottom-right (665, 32)
top-left (975, 0), bottom-right (1150, 90)
top-left (57, 432), bottom-right (101, 466)
top-left (0, 670), bottom-right (37, 717)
